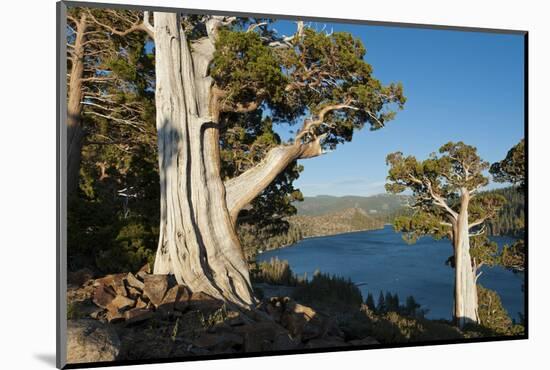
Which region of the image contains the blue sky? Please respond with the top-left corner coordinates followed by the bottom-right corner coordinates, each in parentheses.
top-left (271, 21), bottom-right (525, 197)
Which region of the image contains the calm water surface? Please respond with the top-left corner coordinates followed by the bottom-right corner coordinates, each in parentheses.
top-left (257, 225), bottom-right (524, 321)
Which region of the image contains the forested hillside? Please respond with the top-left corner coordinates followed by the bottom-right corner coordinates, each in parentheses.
top-left (238, 208), bottom-right (384, 259)
top-left (291, 208), bottom-right (384, 238)
top-left (295, 194), bottom-right (408, 216)
top-left (485, 187), bottom-right (525, 237)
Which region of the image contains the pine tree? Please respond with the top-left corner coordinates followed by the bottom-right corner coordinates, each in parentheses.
top-left (377, 291), bottom-right (387, 313)
top-left (405, 296), bottom-right (420, 317)
top-left (365, 293), bottom-right (376, 311)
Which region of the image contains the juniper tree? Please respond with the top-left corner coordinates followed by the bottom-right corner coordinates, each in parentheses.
top-left (83, 10), bottom-right (405, 306)
top-left (385, 142), bottom-right (504, 327)
top-left (67, 8), bottom-right (306, 272)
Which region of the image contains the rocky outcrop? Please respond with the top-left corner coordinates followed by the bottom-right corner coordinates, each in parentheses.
top-left (66, 266), bottom-right (380, 362)
top-left (85, 267), bottom-right (187, 323)
top-left (142, 274), bottom-right (170, 307)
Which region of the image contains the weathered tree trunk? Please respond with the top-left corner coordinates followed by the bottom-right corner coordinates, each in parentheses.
top-left (67, 15), bottom-right (87, 198)
top-left (453, 191), bottom-right (479, 327)
top-left (152, 12), bottom-right (254, 306)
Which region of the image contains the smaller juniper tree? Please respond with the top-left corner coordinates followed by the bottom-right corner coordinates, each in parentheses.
top-left (385, 142), bottom-right (505, 328)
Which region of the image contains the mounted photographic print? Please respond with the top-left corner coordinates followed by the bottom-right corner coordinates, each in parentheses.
top-left (56, 1), bottom-right (528, 368)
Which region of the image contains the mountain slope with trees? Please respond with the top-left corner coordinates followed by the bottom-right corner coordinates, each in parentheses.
top-left (291, 208), bottom-right (384, 238)
top-left (238, 207), bottom-right (385, 259)
top-left (485, 187), bottom-right (525, 237)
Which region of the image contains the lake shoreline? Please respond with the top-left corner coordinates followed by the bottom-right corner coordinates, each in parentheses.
top-left (258, 225), bottom-right (388, 254)
top-left (257, 226), bottom-right (524, 321)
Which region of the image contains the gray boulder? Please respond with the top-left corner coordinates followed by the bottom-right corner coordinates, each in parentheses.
top-left (66, 319), bottom-right (120, 364)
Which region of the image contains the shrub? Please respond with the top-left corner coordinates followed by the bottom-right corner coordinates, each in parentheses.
top-left (95, 221), bottom-right (156, 273)
top-left (373, 311), bottom-right (463, 342)
top-left (66, 302), bottom-right (78, 320)
top-left (68, 201), bottom-right (158, 274)
top-left (66, 301), bottom-right (85, 320)
top-left (251, 257), bottom-right (297, 286)
top-left (476, 285), bottom-right (525, 336)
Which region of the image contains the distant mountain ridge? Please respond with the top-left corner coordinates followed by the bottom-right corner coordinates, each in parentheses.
top-left (294, 194), bottom-right (409, 217)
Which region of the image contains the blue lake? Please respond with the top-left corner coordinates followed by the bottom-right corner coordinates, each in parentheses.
top-left (257, 225), bottom-right (524, 321)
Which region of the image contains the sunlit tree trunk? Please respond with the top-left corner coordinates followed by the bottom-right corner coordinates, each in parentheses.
top-left (152, 12), bottom-right (255, 306)
top-left (453, 191), bottom-right (479, 327)
top-left (151, 12), bottom-right (333, 306)
top-left (78, 10), bottom-right (380, 306)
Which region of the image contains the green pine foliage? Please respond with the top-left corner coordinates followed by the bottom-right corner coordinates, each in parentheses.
top-left (212, 29), bottom-right (289, 107)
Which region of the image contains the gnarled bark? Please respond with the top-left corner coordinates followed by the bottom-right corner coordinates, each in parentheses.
top-left (224, 136), bottom-right (325, 223)
top-left (453, 191), bottom-right (479, 327)
top-left (150, 13), bottom-right (338, 306)
top-left (152, 12), bottom-right (254, 306)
